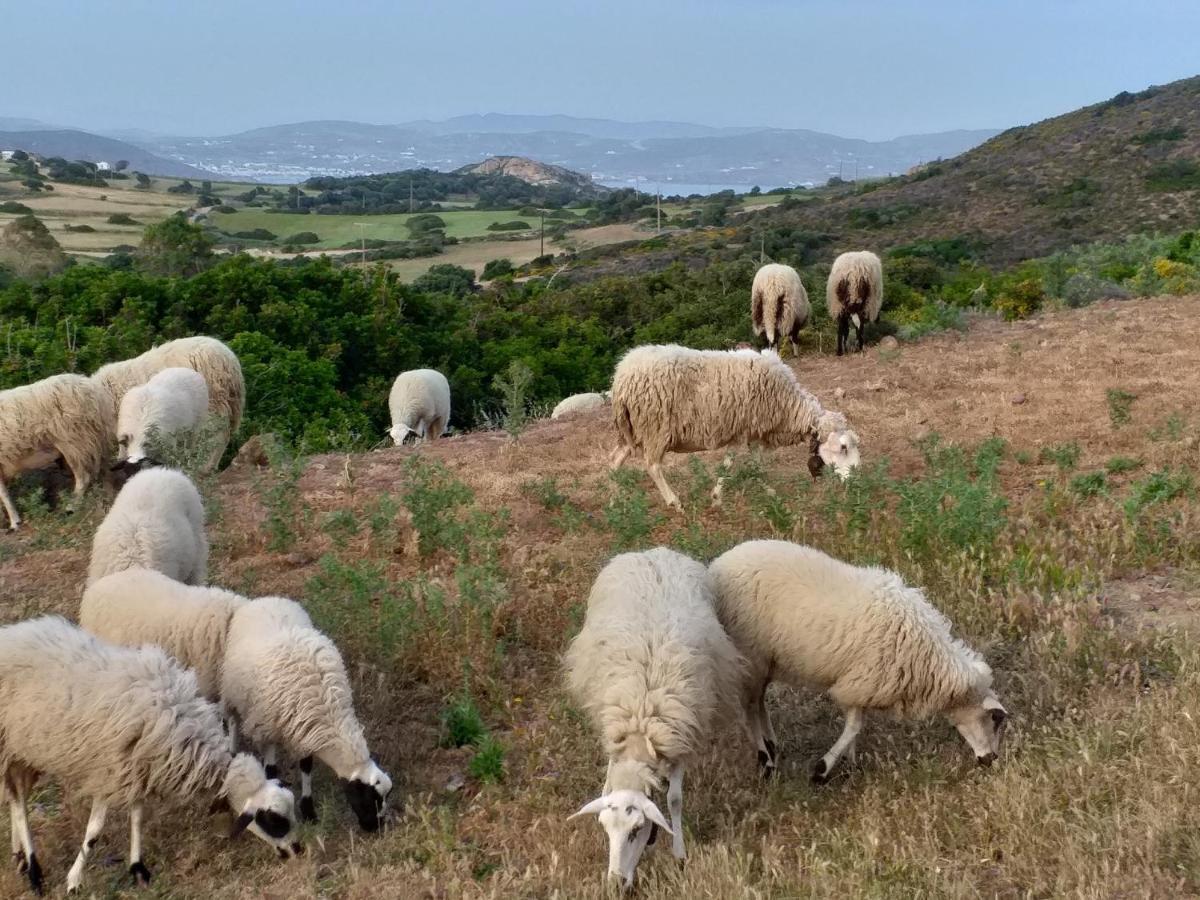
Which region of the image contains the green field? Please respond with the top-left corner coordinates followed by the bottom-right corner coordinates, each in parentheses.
top-left (209, 208), bottom-right (576, 247)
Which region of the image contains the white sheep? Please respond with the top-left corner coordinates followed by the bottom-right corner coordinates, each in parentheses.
top-left (751, 263), bottom-right (811, 354)
top-left (708, 540), bottom-right (1007, 782)
top-left (0, 373), bottom-right (114, 531)
top-left (116, 367), bottom-right (210, 465)
top-left (86, 467), bottom-right (207, 587)
top-left (551, 391), bottom-right (610, 420)
top-left (609, 344), bottom-right (861, 508)
top-left (80, 571), bottom-right (393, 831)
top-left (91, 336), bottom-right (244, 468)
top-left (826, 250), bottom-right (884, 355)
top-left (0, 616), bottom-right (300, 895)
top-left (564, 548), bottom-right (744, 887)
top-left (388, 368), bottom-right (451, 444)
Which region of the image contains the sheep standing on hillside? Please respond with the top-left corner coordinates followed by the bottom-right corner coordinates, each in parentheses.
top-left (388, 368), bottom-right (451, 444)
top-left (565, 548), bottom-right (744, 887)
top-left (91, 336), bottom-right (244, 468)
top-left (0, 616), bottom-right (299, 895)
top-left (708, 540), bottom-right (1007, 781)
top-left (551, 391), bottom-right (610, 420)
top-left (0, 373), bottom-right (114, 531)
top-left (80, 571), bottom-right (393, 831)
top-left (87, 467), bottom-right (207, 586)
top-left (826, 251), bottom-right (884, 355)
top-left (751, 263), bottom-right (811, 355)
top-left (116, 367), bottom-right (209, 465)
top-left (610, 344), bottom-right (861, 508)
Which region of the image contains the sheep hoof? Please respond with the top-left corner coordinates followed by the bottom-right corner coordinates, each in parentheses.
top-left (14, 849), bottom-right (26, 873)
top-left (977, 752), bottom-right (997, 768)
top-left (25, 854), bottom-right (42, 895)
top-left (299, 796), bottom-right (317, 823)
top-left (129, 861), bottom-right (151, 886)
top-left (811, 760), bottom-right (830, 784)
top-left (756, 751), bottom-right (776, 779)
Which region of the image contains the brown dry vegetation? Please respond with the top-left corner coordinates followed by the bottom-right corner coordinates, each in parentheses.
top-left (4, 296), bottom-right (1200, 898)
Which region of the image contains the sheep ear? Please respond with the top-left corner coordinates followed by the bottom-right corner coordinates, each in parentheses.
top-left (640, 798), bottom-right (672, 835)
top-left (567, 796), bottom-right (609, 820)
top-left (229, 812), bottom-right (254, 840)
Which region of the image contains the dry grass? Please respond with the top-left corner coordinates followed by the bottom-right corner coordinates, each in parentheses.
top-left (4, 296), bottom-right (1200, 898)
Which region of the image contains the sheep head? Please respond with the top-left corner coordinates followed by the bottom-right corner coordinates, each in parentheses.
top-left (947, 692), bottom-right (1008, 766)
top-left (225, 753), bottom-right (303, 859)
top-left (568, 789), bottom-right (671, 888)
top-left (340, 760), bottom-right (394, 832)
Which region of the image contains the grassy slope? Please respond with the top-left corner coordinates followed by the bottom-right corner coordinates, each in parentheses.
top-left (3, 296), bottom-right (1200, 897)
top-left (751, 76), bottom-right (1200, 263)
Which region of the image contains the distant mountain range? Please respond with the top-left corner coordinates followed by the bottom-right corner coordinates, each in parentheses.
top-left (0, 113), bottom-right (998, 188)
top-left (0, 127), bottom-right (213, 179)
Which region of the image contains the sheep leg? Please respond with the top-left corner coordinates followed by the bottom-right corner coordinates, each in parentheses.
top-left (760, 694), bottom-right (779, 765)
top-left (66, 799), bottom-right (107, 893)
top-left (9, 796), bottom-right (41, 894)
top-left (58, 445), bottom-right (94, 515)
top-left (646, 462), bottom-right (681, 510)
top-left (855, 317), bottom-right (866, 353)
top-left (299, 757), bottom-right (316, 823)
top-left (667, 763), bottom-right (685, 861)
top-left (264, 745), bottom-right (279, 780)
top-left (812, 707), bottom-right (863, 784)
top-left (128, 803), bottom-right (150, 886)
top-left (836, 316), bottom-right (849, 357)
top-left (0, 478), bottom-right (20, 531)
top-left (609, 444), bottom-right (631, 470)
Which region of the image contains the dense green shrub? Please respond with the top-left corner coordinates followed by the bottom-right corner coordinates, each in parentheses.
top-left (282, 231), bottom-right (319, 245)
top-left (994, 278), bottom-right (1046, 320)
top-left (486, 220), bottom-right (530, 232)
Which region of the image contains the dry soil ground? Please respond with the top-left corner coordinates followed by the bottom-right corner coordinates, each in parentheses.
top-left (3, 296), bottom-right (1200, 898)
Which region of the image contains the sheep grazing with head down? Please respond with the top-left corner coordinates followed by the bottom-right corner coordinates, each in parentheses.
top-left (86, 467), bottom-right (207, 587)
top-left (0, 616), bottom-right (300, 896)
top-left (91, 336), bottom-right (244, 469)
top-left (0, 374), bottom-right (114, 531)
top-left (551, 391), bottom-right (610, 420)
top-left (609, 344), bottom-right (861, 508)
top-left (564, 548), bottom-right (745, 888)
top-left (826, 250), bottom-right (884, 355)
top-left (751, 263), bottom-right (811, 354)
top-left (708, 540), bottom-right (1007, 782)
top-left (80, 569), bottom-right (394, 832)
top-left (115, 367), bottom-right (209, 466)
top-left (388, 368), bottom-right (451, 444)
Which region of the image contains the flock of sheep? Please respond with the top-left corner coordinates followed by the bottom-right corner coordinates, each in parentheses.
top-left (0, 247), bottom-right (1010, 892)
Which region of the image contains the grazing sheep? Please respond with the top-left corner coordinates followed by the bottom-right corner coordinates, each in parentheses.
top-left (220, 596), bottom-right (393, 830)
top-left (116, 367), bottom-right (210, 465)
top-left (80, 571), bottom-right (392, 831)
top-left (826, 251), bottom-right (884, 355)
top-left (609, 344), bottom-right (861, 508)
top-left (0, 374), bottom-right (114, 531)
top-left (0, 616), bottom-right (299, 895)
top-left (388, 368), bottom-right (451, 444)
top-left (551, 391), bottom-right (610, 420)
top-left (751, 263), bottom-right (811, 354)
top-left (87, 467), bottom-right (207, 587)
top-left (91, 336), bottom-right (244, 468)
top-left (708, 540), bottom-right (1007, 782)
top-left (565, 548), bottom-right (744, 887)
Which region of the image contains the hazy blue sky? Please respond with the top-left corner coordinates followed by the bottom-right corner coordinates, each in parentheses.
top-left (5, 0), bottom-right (1198, 139)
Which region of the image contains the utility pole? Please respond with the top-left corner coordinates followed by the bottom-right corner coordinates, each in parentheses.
top-left (354, 222), bottom-right (370, 272)
top-left (656, 183), bottom-right (661, 234)
top-left (760, 234), bottom-right (765, 264)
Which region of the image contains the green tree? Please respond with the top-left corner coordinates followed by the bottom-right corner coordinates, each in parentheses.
top-left (136, 213), bottom-right (214, 278)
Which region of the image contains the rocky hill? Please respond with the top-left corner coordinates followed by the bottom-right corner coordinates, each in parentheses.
top-left (753, 76), bottom-right (1200, 263)
top-left (453, 155), bottom-right (603, 193)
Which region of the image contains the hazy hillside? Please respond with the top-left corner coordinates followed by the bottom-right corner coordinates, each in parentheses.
top-left (134, 118), bottom-right (997, 186)
top-left (752, 76), bottom-right (1200, 263)
top-left (0, 128), bottom-right (213, 178)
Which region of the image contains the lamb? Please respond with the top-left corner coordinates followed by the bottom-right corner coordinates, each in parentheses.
top-left (86, 467), bottom-right (207, 587)
top-left (826, 250), bottom-right (884, 355)
top-left (80, 571), bottom-right (393, 831)
top-left (564, 548), bottom-right (744, 887)
top-left (0, 616), bottom-right (299, 895)
top-left (609, 344), bottom-right (861, 508)
top-left (115, 367), bottom-right (210, 465)
top-left (388, 368), bottom-right (451, 444)
top-left (91, 336), bottom-right (244, 468)
top-left (750, 263), bottom-right (811, 354)
top-left (708, 540), bottom-right (1007, 783)
top-left (551, 391), bottom-right (610, 420)
top-left (0, 373), bottom-right (114, 531)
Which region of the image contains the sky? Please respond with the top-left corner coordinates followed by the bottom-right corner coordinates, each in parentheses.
top-left (4, 0), bottom-right (1199, 140)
